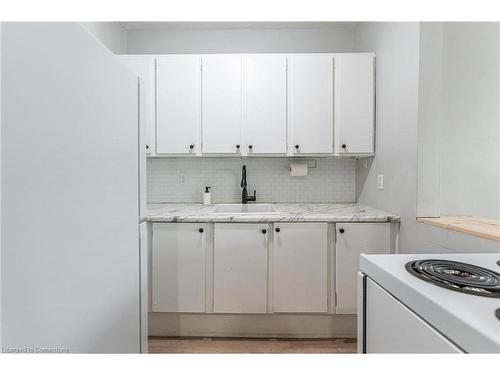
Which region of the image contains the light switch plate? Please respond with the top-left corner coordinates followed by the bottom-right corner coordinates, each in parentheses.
top-left (179, 174), bottom-right (188, 185)
top-left (377, 174), bottom-right (384, 190)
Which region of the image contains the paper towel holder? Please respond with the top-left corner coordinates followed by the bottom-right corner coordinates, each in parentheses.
top-left (285, 159), bottom-right (317, 169)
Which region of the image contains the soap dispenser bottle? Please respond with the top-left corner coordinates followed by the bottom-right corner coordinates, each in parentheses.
top-left (203, 186), bottom-right (212, 205)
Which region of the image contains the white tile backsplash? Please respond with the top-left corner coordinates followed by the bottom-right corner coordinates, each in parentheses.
top-left (147, 157), bottom-right (356, 203)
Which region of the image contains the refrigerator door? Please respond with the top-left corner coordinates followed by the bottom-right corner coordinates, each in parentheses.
top-left (1, 23), bottom-right (140, 352)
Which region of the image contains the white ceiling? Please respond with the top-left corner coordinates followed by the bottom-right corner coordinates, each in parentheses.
top-left (121, 22), bottom-right (358, 31)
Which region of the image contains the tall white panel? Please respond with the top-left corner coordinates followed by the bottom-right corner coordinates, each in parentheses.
top-left (273, 223), bottom-right (328, 312)
top-left (152, 223), bottom-right (207, 313)
top-left (118, 55), bottom-right (156, 156)
top-left (334, 53), bottom-right (375, 156)
top-left (202, 55), bottom-right (243, 154)
top-left (1, 23), bottom-right (140, 352)
top-left (139, 222), bottom-right (148, 353)
top-left (213, 224), bottom-right (268, 313)
top-left (156, 55), bottom-right (202, 155)
top-left (117, 55), bottom-right (152, 220)
top-left (288, 55), bottom-right (334, 154)
top-left (244, 55), bottom-right (287, 154)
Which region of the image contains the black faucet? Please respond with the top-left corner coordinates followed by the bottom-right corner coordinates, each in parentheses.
top-left (241, 165), bottom-right (256, 204)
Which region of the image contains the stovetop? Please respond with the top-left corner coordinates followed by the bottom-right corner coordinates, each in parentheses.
top-left (360, 253), bottom-right (500, 353)
top-left (405, 259), bottom-right (500, 298)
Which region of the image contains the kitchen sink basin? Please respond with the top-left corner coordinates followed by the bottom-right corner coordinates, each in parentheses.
top-left (214, 204), bottom-right (278, 214)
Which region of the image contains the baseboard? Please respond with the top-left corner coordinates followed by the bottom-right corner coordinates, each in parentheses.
top-left (149, 313), bottom-right (357, 338)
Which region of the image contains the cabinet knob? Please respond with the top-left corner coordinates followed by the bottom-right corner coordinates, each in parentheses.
top-left (198, 228), bottom-right (204, 233)
top-left (295, 144), bottom-right (300, 150)
top-left (189, 144), bottom-right (195, 150)
top-left (341, 144), bottom-right (347, 149)
top-left (261, 229), bottom-right (267, 234)
top-left (339, 228), bottom-right (345, 234)
top-left (146, 145), bottom-right (149, 150)
top-left (236, 144), bottom-right (240, 150)
top-left (275, 227), bottom-right (280, 233)
top-left (248, 145), bottom-right (253, 150)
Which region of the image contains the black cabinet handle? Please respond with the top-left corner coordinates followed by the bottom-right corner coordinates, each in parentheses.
top-left (339, 228), bottom-right (345, 234)
top-left (341, 144), bottom-right (347, 149)
top-left (236, 144), bottom-right (240, 149)
top-left (248, 145), bottom-right (253, 150)
top-left (295, 144), bottom-right (299, 150)
top-left (146, 145), bottom-right (149, 150)
top-left (261, 229), bottom-right (267, 234)
top-left (275, 227), bottom-right (280, 233)
top-left (189, 144), bottom-right (194, 150)
top-left (198, 228), bottom-right (204, 233)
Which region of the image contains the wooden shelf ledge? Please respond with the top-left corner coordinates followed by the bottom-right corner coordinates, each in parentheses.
top-left (417, 216), bottom-right (500, 242)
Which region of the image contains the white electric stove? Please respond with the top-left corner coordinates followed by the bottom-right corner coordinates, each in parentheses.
top-left (358, 253), bottom-right (500, 353)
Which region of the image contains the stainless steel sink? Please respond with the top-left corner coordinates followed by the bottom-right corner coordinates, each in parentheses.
top-left (214, 204), bottom-right (277, 214)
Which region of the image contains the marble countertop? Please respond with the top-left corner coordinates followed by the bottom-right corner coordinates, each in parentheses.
top-left (147, 203), bottom-right (401, 223)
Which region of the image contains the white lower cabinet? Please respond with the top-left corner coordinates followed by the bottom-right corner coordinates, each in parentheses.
top-left (150, 221), bottom-right (393, 316)
top-left (335, 223), bottom-right (390, 314)
top-left (152, 223), bottom-right (207, 313)
top-left (213, 223), bottom-right (269, 313)
top-left (272, 223), bottom-right (328, 313)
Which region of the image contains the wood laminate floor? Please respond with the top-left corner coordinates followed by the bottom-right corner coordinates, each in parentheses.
top-left (148, 337), bottom-right (357, 354)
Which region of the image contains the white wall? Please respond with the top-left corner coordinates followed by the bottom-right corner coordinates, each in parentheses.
top-left (81, 22), bottom-right (127, 54)
top-left (439, 23), bottom-right (500, 219)
top-left (355, 22), bottom-right (499, 253)
top-left (355, 23), bottom-right (422, 252)
top-left (126, 24), bottom-right (357, 54)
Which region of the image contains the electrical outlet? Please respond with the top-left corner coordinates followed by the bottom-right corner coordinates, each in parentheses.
top-left (179, 173), bottom-right (187, 185)
top-left (377, 174), bottom-right (384, 190)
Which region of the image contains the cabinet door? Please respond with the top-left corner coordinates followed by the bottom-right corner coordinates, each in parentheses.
top-left (334, 54), bottom-right (375, 156)
top-left (273, 223), bottom-right (328, 312)
top-left (156, 55), bottom-right (201, 155)
top-left (202, 55), bottom-right (243, 154)
top-left (213, 224), bottom-right (268, 313)
top-left (288, 55), bottom-right (334, 154)
top-left (118, 55), bottom-right (155, 155)
top-left (244, 55), bottom-right (287, 154)
top-left (335, 223), bottom-right (390, 314)
top-left (152, 223), bottom-right (207, 313)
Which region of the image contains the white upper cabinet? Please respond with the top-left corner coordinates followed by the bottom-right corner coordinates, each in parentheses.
top-left (334, 53), bottom-right (375, 156)
top-left (156, 55), bottom-right (202, 155)
top-left (244, 55), bottom-right (287, 155)
top-left (202, 55), bottom-right (243, 154)
top-left (142, 53), bottom-right (375, 158)
top-left (288, 55), bottom-right (334, 155)
top-left (118, 55), bottom-right (156, 155)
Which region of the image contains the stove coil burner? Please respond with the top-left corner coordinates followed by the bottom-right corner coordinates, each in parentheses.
top-left (406, 259), bottom-right (500, 298)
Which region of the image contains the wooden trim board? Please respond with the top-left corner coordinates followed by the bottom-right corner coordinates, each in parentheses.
top-left (417, 216), bottom-right (500, 242)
